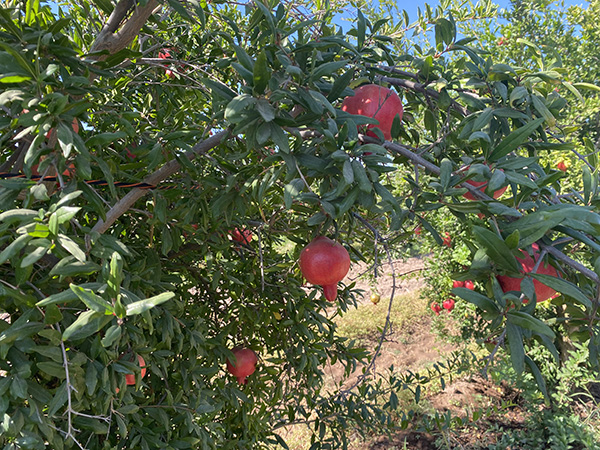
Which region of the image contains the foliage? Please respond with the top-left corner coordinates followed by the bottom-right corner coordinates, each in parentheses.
top-left (0, 0), bottom-right (600, 448)
top-left (486, 343), bottom-right (600, 450)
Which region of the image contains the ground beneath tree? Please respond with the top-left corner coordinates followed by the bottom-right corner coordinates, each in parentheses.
top-left (283, 257), bottom-right (598, 449)
top-left (343, 257), bottom-right (531, 450)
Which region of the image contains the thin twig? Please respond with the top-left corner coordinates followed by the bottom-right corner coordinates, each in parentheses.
top-left (482, 328), bottom-right (507, 378)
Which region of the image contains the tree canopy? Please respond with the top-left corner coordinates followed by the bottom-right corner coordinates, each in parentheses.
top-left (0, 0), bottom-right (599, 448)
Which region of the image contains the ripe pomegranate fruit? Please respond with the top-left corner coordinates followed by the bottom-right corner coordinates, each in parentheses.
top-left (462, 165), bottom-right (507, 201)
top-left (430, 303), bottom-right (442, 315)
top-left (299, 236), bottom-right (351, 301)
top-left (557, 161), bottom-right (568, 172)
top-left (230, 228), bottom-right (253, 244)
top-left (464, 280), bottom-right (475, 290)
top-left (442, 298), bottom-right (455, 312)
top-left (116, 354), bottom-right (147, 390)
top-left (341, 84), bottom-right (403, 140)
top-left (452, 280), bottom-right (465, 288)
top-left (226, 347), bottom-right (258, 384)
top-left (442, 232), bottom-right (452, 248)
top-left (497, 244), bottom-right (559, 302)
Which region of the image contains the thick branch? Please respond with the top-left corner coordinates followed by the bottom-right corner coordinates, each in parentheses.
top-left (377, 75), bottom-right (471, 117)
top-left (542, 243), bottom-right (600, 285)
top-left (382, 139), bottom-right (494, 201)
top-left (90, 0), bottom-right (160, 59)
top-left (91, 130), bottom-right (230, 235)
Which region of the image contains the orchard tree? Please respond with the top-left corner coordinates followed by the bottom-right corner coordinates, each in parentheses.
top-left (1, 0), bottom-right (600, 449)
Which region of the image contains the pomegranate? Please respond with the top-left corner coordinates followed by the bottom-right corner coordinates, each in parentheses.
top-left (230, 228), bottom-right (253, 244)
top-left (462, 165), bottom-right (507, 201)
top-left (464, 280), bottom-right (475, 290)
top-left (442, 232), bottom-right (452, 248)
top-left (226, 347), bottom-right (258, 384)
top-left (431, 303), bottom-right (442, 315)
top-left (117, 354), bottom-right (147, 388)
top-left (299, 236), bottom-right (351, 301)
top-left (452, 280), bottom-right (465, 288)
top-left (341, 84), bottom-right (403, 140)
top-left (442, 298), bottom-right (455, 312)
top-left (497, 244), bottom-right (559, 302)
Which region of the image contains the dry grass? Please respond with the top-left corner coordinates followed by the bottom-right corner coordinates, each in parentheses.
top-left (273, 289), bottom-right (440, 450)
top-left (334, 290), bottom-right (429, 344)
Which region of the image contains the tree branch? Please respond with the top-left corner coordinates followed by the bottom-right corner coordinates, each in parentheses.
top-left (377, 75), bottom-right (471, 117)
top-left (90, 0), bottom-right (161, 59)
top-left (91, 130), bottom-right (230, 235)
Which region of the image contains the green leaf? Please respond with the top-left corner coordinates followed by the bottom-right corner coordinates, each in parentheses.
top-left (233, 44), bottom-right (254, 72)
top-left (69, 284), bottom-right (114, 315)
top-left (0, 209), bottom-right (38, 224)
top-left (37, 361), bottom-right (66, 379)
top-left (352, 160), bottom-right (371, 193)
top-left (311, 60), bottom-right (348, 81)
top-left (0, 310), bottom-right (43, 346)
top-left (529, 274), bottom-right (591, 308)
top-left (57, 234), bottom-right (86, 262)
top-left (125, 292), bottom-right (175, 316)
top-left (327, 69), bottom-right (354, 102)
top-left (108, 252), bottom-right (123, 299)
top-left (342, 160), bottom-right (354, 184)
top-left (62, 310), bottom-right (113, 341)
top-left (253, 50), bottom-right (270, 95)
top-left (573, 82), bottom-right (600, 92)
top-left (488, 118), bottom-right (544, 162)
top-left (357, 10), bottom-right (366, 49)
top-left (48, 383), bottom-right (68, 416)
top-left (21, 241), bottom-right (51, 267)
top-left (439, 158), bottom-right (452, 191)
top-left (507, 311), bottom-right (555, 338)
top-left (472, 226), bottom-right (520, 272)
top-left (49, 257), bottom-right (100, 278)
top-left (85, 131), bottom-right (128, 148)
top-left (531, 95), bottom-right (556, 127)
top-left (50, 206), bottom-right (81, 226)
top-left (85, 362), bottom-right (98, 395)
top-left (203, 78), bottom-right (237, 101)
top-left (101, 324), bottom-right (122, 347)
top-left (524, 356), bottom-right (550, 403)
top-left (452, 287), bottom-right (499, 316)
top-left (506, 322), bottom-right (524, 375)
top-left (0, 233), bottom-right (31, 265)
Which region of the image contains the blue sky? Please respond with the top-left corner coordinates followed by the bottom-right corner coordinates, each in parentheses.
top-left (398, 0), bottom-right (589, 23)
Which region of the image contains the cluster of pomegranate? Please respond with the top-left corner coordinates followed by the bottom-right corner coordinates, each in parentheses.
top-left (431, 279), bottom-right (475, 315)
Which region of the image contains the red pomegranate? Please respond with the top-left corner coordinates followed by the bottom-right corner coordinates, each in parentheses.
top-left (442, 232), bottom-right (452, 248)
top-left (341, 84), bottom-right (403, 140)
top-left (442, 298), bottom-right (455, 312)
top-left (462, 166), bottom-right (507, 201)
top-left (230, 228), bottom-right (253, 244)
top-left (431, 302), bottom-right (442, 315)
top-left (464, 280), bottom-right (475, 290)
top-left (226, 347), bottom-right (258, 384)
top-left (299, 236), bottom-right (351, 301)
top-left (497, 244), bottom-right (559, 302)
top-left (118, 353), bottom-right (147, 387)
top-left (452, 280), bottom-right (464, 288)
